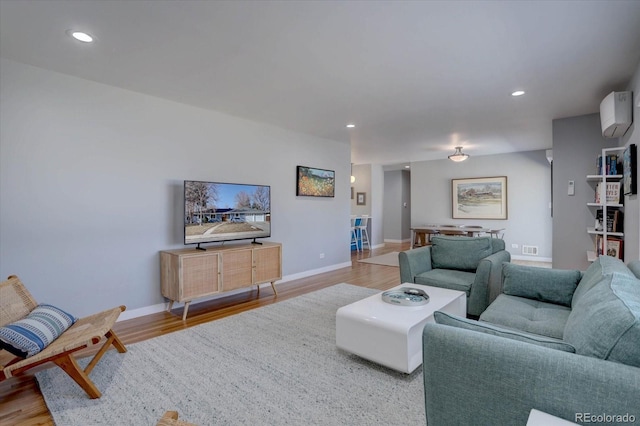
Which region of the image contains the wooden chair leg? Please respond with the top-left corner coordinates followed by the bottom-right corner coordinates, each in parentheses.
top-left (162, 411), bottom-right (179, 420)
top-left (107, 329), bottom-right (127, 353)
top-left (52, 354), bottom-right (101, 399)
top-left (85, 329), bottom-right (127, 375)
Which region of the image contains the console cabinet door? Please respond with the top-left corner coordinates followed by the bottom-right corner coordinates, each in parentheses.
top-left (221, 249), bottom-right (253, 291)
top-left (181, 253), bottom-right (220, 300)
top-left (253, 245), bottom-right (282, 284)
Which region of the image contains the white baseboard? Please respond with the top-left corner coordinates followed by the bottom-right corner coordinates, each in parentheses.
top-left (384, 239), bottom-right (411, 244)
top-left (277, 261), bottom-right (352, 283)
top-left (117, 261), bottom-right (353, 322)
top-left (118, 302), bottom-right (168, 321)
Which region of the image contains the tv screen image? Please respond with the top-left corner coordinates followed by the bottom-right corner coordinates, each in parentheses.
top-left (296, 166), bottom-right (335, 197)
top-left (184, 180), bottom-right (271, 246)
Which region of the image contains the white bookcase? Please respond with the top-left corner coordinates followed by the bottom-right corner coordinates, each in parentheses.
top-left (586, 146), bottom-right (624, 262)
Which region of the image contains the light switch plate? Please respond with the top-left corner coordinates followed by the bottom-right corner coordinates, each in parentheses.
top-left (568, 180), bottom-right (575, 196)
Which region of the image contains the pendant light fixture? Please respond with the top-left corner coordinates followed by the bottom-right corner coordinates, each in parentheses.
top-left (448, 146), bottom-right (469, 162)
top-left (350, 163), bottom-right (356, 183)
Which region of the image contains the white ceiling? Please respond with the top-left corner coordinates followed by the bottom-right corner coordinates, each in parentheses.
top-left (2, 1), bottom-right (640, 168)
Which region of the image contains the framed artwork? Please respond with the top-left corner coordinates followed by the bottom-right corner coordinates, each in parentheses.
top-left (623, 144), bottom-right (637, 195)
top-left (296, 166), bottom-right (335, 197)
top-left (452, 176), bottom-right (508, 219)
top-left (356, 192), bottom-right (366, 205)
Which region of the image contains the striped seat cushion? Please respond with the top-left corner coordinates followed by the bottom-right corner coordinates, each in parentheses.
top-left (0, 304), bottom-right (76, 358)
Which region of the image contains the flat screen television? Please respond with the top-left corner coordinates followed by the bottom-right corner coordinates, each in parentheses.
top-left (184, 180), bottom-right (271, 247)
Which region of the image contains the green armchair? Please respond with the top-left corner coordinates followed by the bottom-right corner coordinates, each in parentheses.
top-left (398, 236), bottom-right (510, 316)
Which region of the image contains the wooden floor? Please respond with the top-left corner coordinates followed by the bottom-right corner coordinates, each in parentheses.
top-left (0, 242), bottom-right (410, 426)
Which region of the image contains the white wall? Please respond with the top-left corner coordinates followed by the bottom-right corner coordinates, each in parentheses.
top-left (350, 164), bottom-right (371, 216)
top-left (552, 113), bottom-right (619, 270)
top-left (410, 150), bottom-right (553, 261)
top-left (0, 59), bottom-right (351, 318)
top-left (621, 60), bottom-right (640, 262)
top-left (383, 171), bottom-right (403, 241)
top-left (383, 170), bottom-right (411, 242)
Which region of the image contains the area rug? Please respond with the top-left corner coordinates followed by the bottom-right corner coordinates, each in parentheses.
top-left (357, 252), bottom-right (400, 267)
top-left (36, 284), bottom-right (425, 425)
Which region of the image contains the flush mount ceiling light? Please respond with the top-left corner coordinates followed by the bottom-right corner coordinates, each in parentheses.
top-left (67, 30), bottom-right (94, 43)
top-left (448, 146), bottom-right (469, 162)
top-left (511, 90), bottom-right (525, 97)
top-left (346, 124), bottom-right (355, 128)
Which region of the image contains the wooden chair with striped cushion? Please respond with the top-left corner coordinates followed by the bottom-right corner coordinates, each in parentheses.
top-left (156, 411), bottom-right (198, 426)
top-left (0, 275), bottom-right (127, 399)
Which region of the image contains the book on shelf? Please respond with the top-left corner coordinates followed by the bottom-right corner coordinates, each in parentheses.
top-left (596, 235), bottom-right (624, 259)
top-left (595, 209), bottom-right (623, 232)
top-left (597, 154), bottom-right (620, 175)
top-left (594, 182), bottom-right (622, 204)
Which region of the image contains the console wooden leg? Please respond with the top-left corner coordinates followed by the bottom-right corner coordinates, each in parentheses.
top-left (167, 300), bottom-right (174, 312)
top-left (182, 301), bottom-right (190, 321)
top-left (270, 281), bottom-right (278, 296)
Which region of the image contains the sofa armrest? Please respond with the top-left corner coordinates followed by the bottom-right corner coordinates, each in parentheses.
top-left (398, 246), bottom-right (432, 284)
top-left (422, 323), bottom-right (640, 426)
top-left (471, 250), bottom-right (511, 313)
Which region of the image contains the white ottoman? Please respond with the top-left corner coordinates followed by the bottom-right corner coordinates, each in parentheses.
top-left (336, 283), bottom-right (466, 373)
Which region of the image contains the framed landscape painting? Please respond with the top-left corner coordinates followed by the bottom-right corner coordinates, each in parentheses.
top-left (452, 176), bottom-right (508, 219)
top-left (296, 166), bottom-right (335, 197)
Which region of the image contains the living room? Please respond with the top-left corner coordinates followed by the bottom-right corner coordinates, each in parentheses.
top-left (1, 1), bottom-right (640, 425)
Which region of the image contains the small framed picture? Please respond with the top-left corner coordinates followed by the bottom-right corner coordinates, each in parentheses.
top-left (356, 192), bottom-right (366, 205)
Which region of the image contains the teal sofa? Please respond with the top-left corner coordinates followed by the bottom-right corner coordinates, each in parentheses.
top-left (422, 256), bottom-right (640, 425)
top-left (398, 236), bottom-right (510, 316)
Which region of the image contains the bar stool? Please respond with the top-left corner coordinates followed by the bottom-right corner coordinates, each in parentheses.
top-left (350, 216), bottom-right (360, 252)
top-left (356, 215), bottom-right (370, 250)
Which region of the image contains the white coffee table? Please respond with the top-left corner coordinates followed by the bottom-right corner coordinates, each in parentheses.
top-left (336, 283), bottom-right (466, 373)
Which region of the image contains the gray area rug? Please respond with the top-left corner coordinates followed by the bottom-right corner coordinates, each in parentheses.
top-left (357, 252), bottom-right (400, 267)
top-left (36, 284), bottom-right (425, 425)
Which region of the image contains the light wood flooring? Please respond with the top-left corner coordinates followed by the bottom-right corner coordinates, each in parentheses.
top-left (0, 242), bottom-right (411, 426)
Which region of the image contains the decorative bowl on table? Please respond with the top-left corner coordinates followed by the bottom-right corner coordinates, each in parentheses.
top-left (382, 287), bottom-right (430, 306)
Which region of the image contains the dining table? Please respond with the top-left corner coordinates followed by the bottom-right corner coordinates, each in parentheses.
top-left (410, 225), bottom-right (491, 249)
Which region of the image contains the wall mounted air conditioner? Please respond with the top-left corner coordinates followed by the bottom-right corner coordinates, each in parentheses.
top-left (599, 91), bottom-right (632, 138)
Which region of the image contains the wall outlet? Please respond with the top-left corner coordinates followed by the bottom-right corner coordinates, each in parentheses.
top-left (319, 253), bottom-right (325, 259)
top-left (511, 243), bottom-right (519, 249)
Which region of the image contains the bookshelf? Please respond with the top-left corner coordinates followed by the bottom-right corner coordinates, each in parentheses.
top-left (586, 147), bottom-right (625, 262)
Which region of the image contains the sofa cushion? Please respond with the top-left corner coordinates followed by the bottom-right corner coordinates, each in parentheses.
top-left (414, 269), bottom-right (475, 295)
top-left (430, 236), bottom-right (493, 271)
top-left (572, 255), bottom-right (635, 308)
top-left (434, 311), bottom-right (576, 352)
top-left (479, 294), bottom-right (570, 339)
top-left (502, 263), bottom-right (581, 307)
top-left (564, 272), bottom-right (640, 367)
top-left (0, 304), bottom-right (76, 358)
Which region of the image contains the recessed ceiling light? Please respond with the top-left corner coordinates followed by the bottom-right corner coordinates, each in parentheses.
top-left (346, 124), bottom-right (356, 128)
top-left (68, 30), bottom-right (94, 43)
top-left (511, 90), bottom-right (525, 97)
